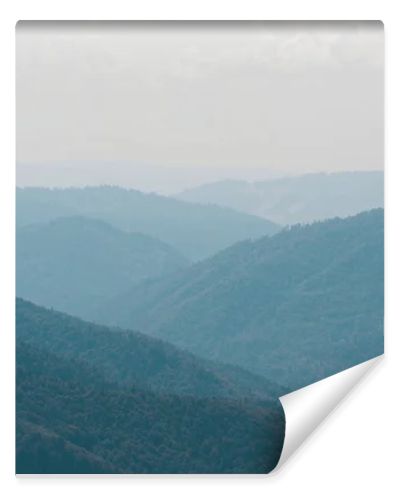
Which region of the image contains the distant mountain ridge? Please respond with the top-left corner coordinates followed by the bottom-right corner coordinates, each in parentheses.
top-left (17, 216), bottom-right (188, 319)
top-left (97, 209), bottom-right (384, 391)
top-left (16, 186), bottom-right (279, 261)
top-left (176, 171), bottom-right (384, 225)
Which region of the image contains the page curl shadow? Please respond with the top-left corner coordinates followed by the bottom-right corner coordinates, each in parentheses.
top-left (272, 355), bottom-right (383, 473)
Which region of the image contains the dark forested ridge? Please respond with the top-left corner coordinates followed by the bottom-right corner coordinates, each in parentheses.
top-left (16, 302), bottom-right (285, 474)
top-left (16, 216), bottom-right (188, 318)
top-left (176, 171), bottom-right (384, 225)
top-left (16, 298), bottom-right (285, 400)
top-left (16, 186), bottom-right (279, 261)
top-left (98, 209), bottom-right (384, 391)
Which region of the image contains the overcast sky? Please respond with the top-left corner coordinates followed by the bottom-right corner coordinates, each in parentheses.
top-left (16, 21), bottom-right (384, 193)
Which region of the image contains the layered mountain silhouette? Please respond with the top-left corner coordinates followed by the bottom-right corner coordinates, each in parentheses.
top-left (98, 209), bottom-right (384, 391)
top-left (16, 186), bottom-right (279, 261)
top-left (16, 299), bottom-right (285, 473)
top-left (15, 178), bottom-right (384, 474)
top-left (17, 216), bottom-right (188, 318)
top-left (176, 171), bottom-right (384, 225)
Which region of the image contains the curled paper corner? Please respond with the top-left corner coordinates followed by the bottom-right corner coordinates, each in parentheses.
top-left (274, 355), bottom-right (383, 472)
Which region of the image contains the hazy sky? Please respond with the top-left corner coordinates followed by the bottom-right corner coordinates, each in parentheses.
top-left (16, 21), bottom-right (384, 193)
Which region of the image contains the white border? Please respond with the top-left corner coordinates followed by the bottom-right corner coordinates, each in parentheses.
top-left (1, 2), bottom-right (399, 499)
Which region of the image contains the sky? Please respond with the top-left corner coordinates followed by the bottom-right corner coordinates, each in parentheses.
top-left (16, 21), bottom-right (384, 193)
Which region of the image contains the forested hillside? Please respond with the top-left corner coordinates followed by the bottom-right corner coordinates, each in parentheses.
top-left (16, 186), bottom-right (279, 261)
top-left (17, 216), bottom-right (188, 318)
top-left (16, 298), bottom-right (285, 400)
top-left (98, 210), bottom-right (384, 390)
top-left (16, 301), bottom-right (285, 474)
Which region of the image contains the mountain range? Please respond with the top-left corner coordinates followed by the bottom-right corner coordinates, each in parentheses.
top-left (176, 171), bottom-right (384, 225)
top-left (16, 186), bottom-right (279, 261)
top-left (96, 209), bottom-right (384, 390)
top-left (15, 177), bottom-right (384, 473)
